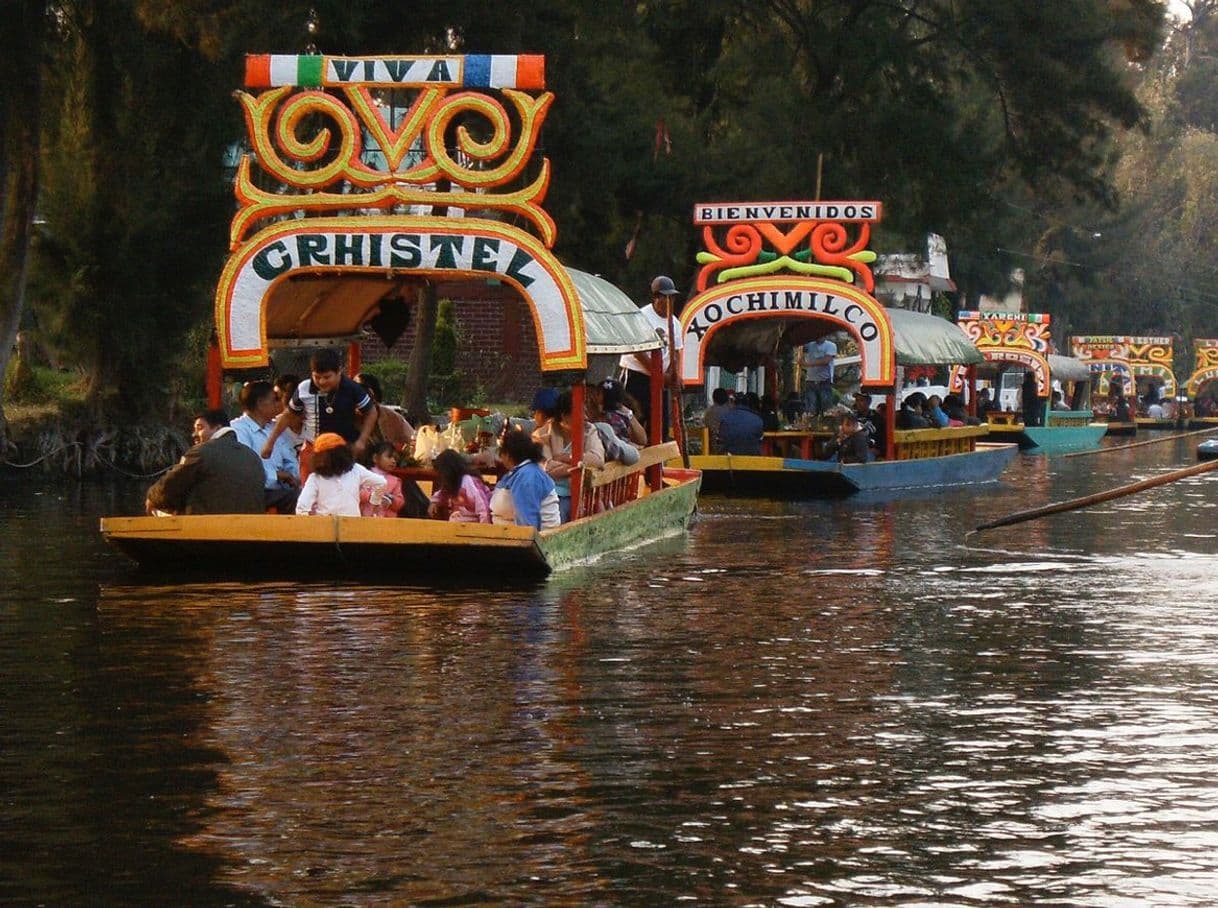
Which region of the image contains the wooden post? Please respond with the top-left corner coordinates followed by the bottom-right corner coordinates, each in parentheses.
top-left (885, 391), bottom-right (896, 460)
top-left (347, 339), bottom-right (362, 377)
top-left (967, 364), bottom-right (978, 419)
top-left (206, 339), bottom-right (222, 409)
top-left (648, 349), bottom-right (663, 491)
top-left (570, 382), bottom-right (585, 519)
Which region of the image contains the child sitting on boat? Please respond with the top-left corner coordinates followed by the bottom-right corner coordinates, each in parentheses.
top-left (296, 433), bottom-right (389, 517)
top-left (359, 442), bottom-right (405, 517)
top-left (428, 449), bottom-right (492, 523)
top-left (492, 430), bottom-right (561, 530)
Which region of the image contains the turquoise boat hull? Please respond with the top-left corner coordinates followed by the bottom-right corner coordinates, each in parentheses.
top-left (986, 423), bottom-right (1107, 454)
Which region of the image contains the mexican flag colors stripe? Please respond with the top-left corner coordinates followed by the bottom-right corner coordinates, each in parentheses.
top-left (244, 55), bottom-right (545, 90)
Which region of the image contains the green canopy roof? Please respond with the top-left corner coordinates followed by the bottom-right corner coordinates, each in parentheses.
top-left (567, 267), bottom-right (662, 355)
top-left (1047, 353), bottom-right (1092, 382)
top-left (887, 307), bottom-right (984, 366)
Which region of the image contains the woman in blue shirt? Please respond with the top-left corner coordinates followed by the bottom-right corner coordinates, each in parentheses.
top-left (491, 430), bottom-right (561, 529)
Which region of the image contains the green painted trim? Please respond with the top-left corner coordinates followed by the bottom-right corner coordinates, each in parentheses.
top-left (539, 477), bottom-right (701, 571)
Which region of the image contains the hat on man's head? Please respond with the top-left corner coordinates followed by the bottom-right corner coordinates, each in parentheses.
top-left (531, 387), bottom-right (561, 415)
top-left (313, 432), bottom-right (347, 453)
top-left (650, 275), bottom-right (679, 296)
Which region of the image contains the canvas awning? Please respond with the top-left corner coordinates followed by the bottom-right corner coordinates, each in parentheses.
top-left (887, 307), bottom-right (984, 366)
top-left (567, 267), bottom-right (662, 354)
top-left (1047, 354), bottom-right (1092, 382)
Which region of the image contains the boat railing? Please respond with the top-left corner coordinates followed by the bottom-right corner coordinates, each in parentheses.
top-left (891, 425), bottom-right (989, 460)
top-left (576, 442), bottom-right (680, 519)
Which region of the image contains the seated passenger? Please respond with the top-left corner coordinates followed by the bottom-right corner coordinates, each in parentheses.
top-left (145, 409), bottom-right (265, 516)
top-left (296, 433), bottom-right (389, 517)
top-left (359, 442), bottom-right (405, 517)
top-left (896, 397), bottom-right (930, 429)
top-left (428, 448), bottom-right (492, 523)
top-left (822, 413), bottom-right (870, 464)
top-left (536, 390), bottom-right (605, 523)
top-left (530, 387), bottom-right (561, 440)
top-left (941, 393), bottom-right (974, 425)
top-left (354, 372), bottom-right (416, 455)
top-left (231, 380), bottom-right (300, 514)
top-left (701, 387), bottom-right (732, 452)
top-left (597, 378), bottom-right (648, 446)
top-left (491, 430), bottom-right (561, 530)
top-left (1051, 390), bottom-right (1071, 412)
top-left (584, 380), bottom-right (640, 465)
top-left (717, 392), bottom-right (764, 455)
top-left (924, 395), bottom-right (951, 428)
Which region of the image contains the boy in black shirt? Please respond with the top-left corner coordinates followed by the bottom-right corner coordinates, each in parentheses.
top-left (262, 349), bottom-right (376, 482)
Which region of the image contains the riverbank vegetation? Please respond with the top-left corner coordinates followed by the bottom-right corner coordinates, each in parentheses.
top-left (3, 0), bottom-right (1217, 472)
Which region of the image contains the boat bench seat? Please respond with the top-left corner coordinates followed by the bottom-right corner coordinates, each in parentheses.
top-left (892, 425), bottom-right (989, 460)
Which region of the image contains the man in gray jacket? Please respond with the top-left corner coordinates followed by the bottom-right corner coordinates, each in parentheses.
top-left (145, 409), bottom-right (266, 515)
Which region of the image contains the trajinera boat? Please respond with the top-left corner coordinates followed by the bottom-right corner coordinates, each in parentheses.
top-left (1184, 339), bottom-right (1218, 430)
top-left (672, 199), bottom-right (1018, 496)
top-left (101, 52), bottom-right (700, 577)
top-left (1069, 335), bottom-right (1141, 436)
top-left (957, 311), bottom-right (1108, 454)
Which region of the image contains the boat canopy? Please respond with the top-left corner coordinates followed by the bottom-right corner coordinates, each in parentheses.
top-left (888, 307), bottom-right (983, 367)
top-left (1046, 354), bottom-right (1091, 382)
top-left (567, 268), bottom-right (662, 355)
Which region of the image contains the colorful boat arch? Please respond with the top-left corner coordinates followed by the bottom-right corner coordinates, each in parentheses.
top-left (213, 53), bottom-right (586, 372)
top-left (678, 275), bottom-right (894, 387)
top-left (216, 216), bottom-right (583, 370)
top-left (1186, 339), bottom-right (1218, 397)
top-left (956, 311), bottom-right (1052, 395)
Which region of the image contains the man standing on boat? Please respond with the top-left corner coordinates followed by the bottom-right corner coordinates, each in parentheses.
top-left (262, 348), bottom-right (377, 482)
top-left (620, 275), bottom-right (684, 440)
top-left (145, 409), bottom-right (266, 515)
top-left (800, 334), bottom-right (837, 416)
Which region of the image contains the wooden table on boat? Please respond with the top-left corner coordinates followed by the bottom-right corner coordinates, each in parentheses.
top-left (760, 430), bottom-right (834, 459)
top-left (985, 411), bottom-right (1021, 426)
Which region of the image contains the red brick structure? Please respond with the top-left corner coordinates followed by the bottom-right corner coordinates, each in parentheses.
top-left (359, 280), bottom-right (543, 405)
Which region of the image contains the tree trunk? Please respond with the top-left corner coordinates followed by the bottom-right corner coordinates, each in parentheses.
top-left (0, 0), bottom-right (45, 455)
top-left (402, 282), bottom-right (437, 426)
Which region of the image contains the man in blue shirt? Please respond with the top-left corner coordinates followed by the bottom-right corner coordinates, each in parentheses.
top-left (718, 392), bottom-right (764, 455)
top-left (232, 380), bottom-right (300, 513)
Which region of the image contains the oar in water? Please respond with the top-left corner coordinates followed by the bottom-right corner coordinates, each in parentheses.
top-left (1061, 425), bottom-right (1218, 459)
top-left (974, 457), bottom-right (1218, 532)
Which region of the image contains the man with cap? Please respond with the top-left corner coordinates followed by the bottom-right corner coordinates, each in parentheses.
top-left (618, 275), bottom-right (684, 439)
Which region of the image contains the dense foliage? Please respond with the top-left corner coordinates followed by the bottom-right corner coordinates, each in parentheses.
top-left (5, 0), bottom-right (1213, 448)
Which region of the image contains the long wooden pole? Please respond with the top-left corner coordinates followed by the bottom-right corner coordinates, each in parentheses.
top-left (667, 304), bottom-right (691, 468)
top-left (974, 457), bottom-right (1218, 532)
top-left (1060, 425), bottom-right (1218, 458)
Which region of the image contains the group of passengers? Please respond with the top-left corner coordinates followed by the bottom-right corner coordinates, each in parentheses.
top-left (145, 349), bottom-right (652, 532)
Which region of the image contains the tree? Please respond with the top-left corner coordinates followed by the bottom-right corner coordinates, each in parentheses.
top-left (0, 0), bottom-right (47, 454)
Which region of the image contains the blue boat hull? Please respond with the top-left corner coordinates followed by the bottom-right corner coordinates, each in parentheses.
top-left (691, 443), bottom-right (1018, 497)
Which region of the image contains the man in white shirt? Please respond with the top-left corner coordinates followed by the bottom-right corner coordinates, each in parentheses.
top-left (619, 275), bottom-right (684, 439)
top-left (800, 336), bottom-right (837, 415)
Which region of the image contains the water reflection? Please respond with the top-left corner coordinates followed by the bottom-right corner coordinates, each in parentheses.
top-left (6, 440), bottom-right (1218, 903)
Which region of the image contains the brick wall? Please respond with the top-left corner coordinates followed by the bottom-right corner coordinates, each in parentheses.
top-left (359, 280), bottom-right (543, 405)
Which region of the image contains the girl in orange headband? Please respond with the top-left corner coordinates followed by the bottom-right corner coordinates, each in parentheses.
top-left (295, 433), bottom-right (389, 517)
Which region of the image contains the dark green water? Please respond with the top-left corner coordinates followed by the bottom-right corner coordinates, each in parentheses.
top-left (4, 438), bottom-right (1218, 904)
